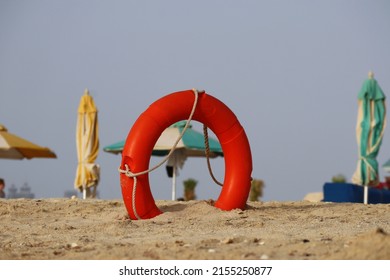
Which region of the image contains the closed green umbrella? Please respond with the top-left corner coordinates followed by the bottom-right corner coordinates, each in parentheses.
top-left (104, 121), bottom-right (223, 199)
top-left (352, 72), bottom-right (386, 203)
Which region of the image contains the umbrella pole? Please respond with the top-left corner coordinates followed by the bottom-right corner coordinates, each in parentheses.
top-left (82, 163), bottom-right (87, 199)
top-left (363, 186), bottom-right (368, 204)
top-left (82, 128), bottom-right (86, 200)
top-left (172, 165), bottom-right (176, 201)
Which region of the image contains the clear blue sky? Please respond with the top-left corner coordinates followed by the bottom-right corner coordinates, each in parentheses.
top-left (1, 0), bottom-right (390, 201)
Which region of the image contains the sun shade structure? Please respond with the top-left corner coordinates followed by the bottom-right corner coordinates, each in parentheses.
top-left (104, 121), bottom-right (223, 199)
top-left (74, 89), bottom-right (100, 199)
top-left (104, 121), bottom-right (223, 157)
top-left (0, 124), bottom-right (56, 159)
top-left (352, 72), bottom-right (386, 204)
top-left (382, 159), bottom-right (390, 173)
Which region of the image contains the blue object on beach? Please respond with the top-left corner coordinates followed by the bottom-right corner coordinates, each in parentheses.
top-left (323, 182), bottom-right (390, 204)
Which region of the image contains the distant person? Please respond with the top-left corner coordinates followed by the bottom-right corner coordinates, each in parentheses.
top-left (0, 178), bottom-right (5, 198)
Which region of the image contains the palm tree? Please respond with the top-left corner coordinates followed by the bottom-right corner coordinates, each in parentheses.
top-left (332, 174), bottom-right (346, 183)
top-left (183, 178), bottom-right (198, 201)
top-left (249, 179), bottom-right (264, 201)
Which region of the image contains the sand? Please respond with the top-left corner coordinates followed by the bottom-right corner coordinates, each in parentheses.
top-left (0, 198), bottom-right (389, 260)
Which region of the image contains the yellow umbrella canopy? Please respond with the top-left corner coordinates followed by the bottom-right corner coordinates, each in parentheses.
top-left (74, 89), bottom-right (100, 198)
top-left (0, 124), bottom-right (56, 159)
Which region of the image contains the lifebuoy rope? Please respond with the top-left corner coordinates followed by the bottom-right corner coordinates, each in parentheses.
top-left (203, 125), bottom-right (223, 187)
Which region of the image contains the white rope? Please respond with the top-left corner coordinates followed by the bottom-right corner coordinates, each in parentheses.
top-left (119, 164), bottom-right (141, 219)
top-left (119, 89), bottom-right (200, 219)
top-left (203, 125), bottom-right (223, 187)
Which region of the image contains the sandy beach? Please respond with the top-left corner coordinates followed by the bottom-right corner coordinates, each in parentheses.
top-left (0, 198), bottom-right (389, 260)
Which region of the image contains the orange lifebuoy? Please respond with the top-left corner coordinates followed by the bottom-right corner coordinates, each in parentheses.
top-left (120, 89), bottom-right (252, 220)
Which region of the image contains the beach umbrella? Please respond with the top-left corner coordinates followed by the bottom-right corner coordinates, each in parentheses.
top-left (74, 89), bottom-right (100, 199)
top-left (352, 72), bottom-right (386, 204)
top-left (104, 121), bottom-right (223, 199)
top-left (382, 159), bottom-right (390, 173)
top-left (0, 124), bottom-right (57, 159)
top-left (102, 139), bottom-right (125, 155)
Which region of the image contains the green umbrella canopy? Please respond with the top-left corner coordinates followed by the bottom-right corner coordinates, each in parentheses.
top-left (103, 121), bottom-right (223, 157)
top-left (352, 72), bottom-right (386, 187)
top-left (383, 159), bottom-right (390, 173)
top-left (103, 139), bottom-right (124, 155)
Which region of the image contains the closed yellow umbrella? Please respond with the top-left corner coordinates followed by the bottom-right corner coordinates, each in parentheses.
top-left (74, 89), bottom-right (100, 199)
top-left (0, 124), bottom-right (56, 159)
